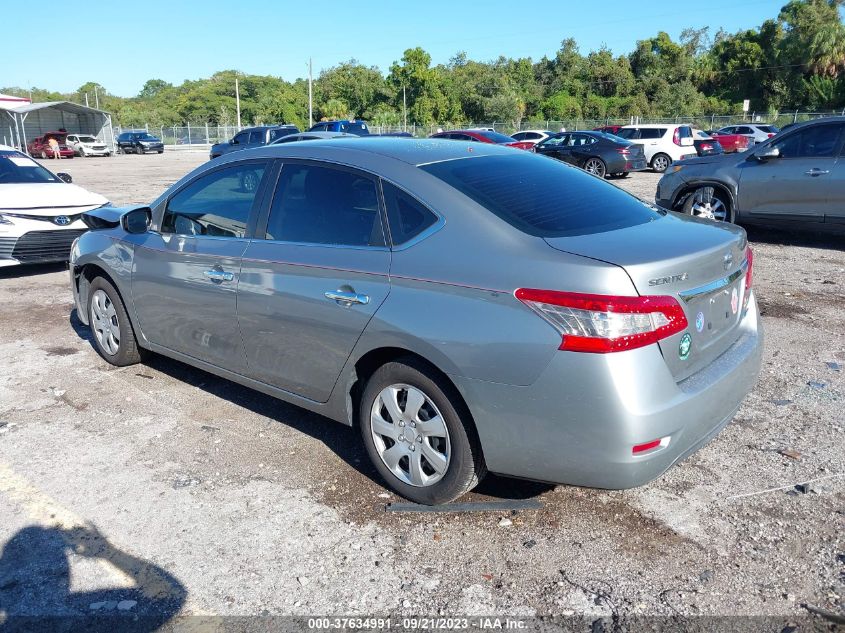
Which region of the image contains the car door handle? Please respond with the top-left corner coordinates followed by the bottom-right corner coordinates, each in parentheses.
top-left (325, 290), bottom-right (369, 305)
top-left (805, 169), bottom-right (830, 176)
top-left (203, 269), bottom-right (234, 282)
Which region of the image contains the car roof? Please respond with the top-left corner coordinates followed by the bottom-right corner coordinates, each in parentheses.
top-left (620, 124), bottom-right (679, 129)
top-left (226, 136), bottom-right (517, 167)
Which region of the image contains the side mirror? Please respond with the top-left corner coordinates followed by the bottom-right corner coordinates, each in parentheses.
top-left (57, 173), bottom-right (72, 183)
top-left (680, 137), bottom-right (694, 147)
top-left (754, 146), bottom-right (780, 161)
top-left (230, 138), bottom-right (238, 144)
top-left (121, 207), bottom-right (152, 234)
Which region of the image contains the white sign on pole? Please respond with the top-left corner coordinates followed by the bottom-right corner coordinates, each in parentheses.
top-left (742, 99), bottom-right (750, 112)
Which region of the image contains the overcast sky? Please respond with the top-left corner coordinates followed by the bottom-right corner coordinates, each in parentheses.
top-left (4, 0), bottom-right (787, 97)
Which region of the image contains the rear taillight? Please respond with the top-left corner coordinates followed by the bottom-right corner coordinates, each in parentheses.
top-left (742, 247), bottom-right (754, 311)
top-left (616, 147), bottom-right (631, 155)
top-left (701, 143), bottom-right (713, 151)
top-left (767, 133), bottom-right (774, 138)
top-left (514, 289), bottom-right (689, 353)
top-left (673, 128), bottom-right (682, 146)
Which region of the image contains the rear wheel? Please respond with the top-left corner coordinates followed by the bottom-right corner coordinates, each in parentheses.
top-left (651, 153), bottom-right (671, 173)
top-left (682, 186), bottom-right (732, 222)
top-left (136, 145), bottom-right (144, 155)
top-left (41, 151), bottom-right (48, 159)
top-left (88, 277), bottom-right (145, 366)
top-left (584, 157), bottom-right (607, 178)
top-left (360, 358), bottom-right (486, 505)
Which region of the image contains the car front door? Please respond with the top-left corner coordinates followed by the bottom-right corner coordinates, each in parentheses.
top-left (536, 134), bottom-right (567, 159)
top-left (237, 161), bottom-right (391, 402)
top-left (132, 159), bottom-right (272, 371)
top-left (737, 122), bottom-right (845, 224)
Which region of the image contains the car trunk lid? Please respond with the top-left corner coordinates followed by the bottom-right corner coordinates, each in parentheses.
top-left (544, 213), bottom-right (749, 381)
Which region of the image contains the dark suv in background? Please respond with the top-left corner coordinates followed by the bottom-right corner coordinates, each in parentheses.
top-left (307, 120), bottom-right (370, 135)
top-left (209, 125), bottom-right (299, 159)
top-left (116, 132), bottom-right (164, 154)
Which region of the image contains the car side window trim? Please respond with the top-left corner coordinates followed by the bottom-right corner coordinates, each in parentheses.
top-left (253, 158), bottom-right (390, 251)
top-left (153, 158), bottom-right (274, 239)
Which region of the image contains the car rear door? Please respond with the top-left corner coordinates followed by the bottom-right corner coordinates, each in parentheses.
top-left (132, 159), bottom-right (272, 371)
top-left (237, 160), bottom-right (391, 402)
top-left (738, 122), bottom-right (844, 224)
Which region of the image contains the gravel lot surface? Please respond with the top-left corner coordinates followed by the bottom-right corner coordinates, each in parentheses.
top-left (0, 151), bottom-right (843, 627)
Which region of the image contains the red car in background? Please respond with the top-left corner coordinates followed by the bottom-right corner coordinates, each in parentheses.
top-left (594, 125), bottom-right (624, 135)
top-left (429, 129), bottom-right (534, 150)
top-left (704, 130), bottom-right (749, 153)
top-left (27, 132), bottom-right (75, 159)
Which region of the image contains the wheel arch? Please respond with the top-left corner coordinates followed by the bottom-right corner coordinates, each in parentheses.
top-left (344, 346), bottom-right (483, 454)
top-left (74, 263), bottom-right (133, 331)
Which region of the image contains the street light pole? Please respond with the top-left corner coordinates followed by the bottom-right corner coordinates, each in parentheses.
top-left (403, 84), bottom-right (407, 132)
top-left (235, 76), bottom-right (242, 129)
top-left (308, 58), bottom-right (313, 128)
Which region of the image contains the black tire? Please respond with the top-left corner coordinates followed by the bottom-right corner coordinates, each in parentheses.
top-left (360, 358), bottom-right (486, 505)
top-left (651, 153), bottom-right (671, 173)
top-left (87, 277), bottom-right (146, 366)
top-left (136, 145), bottom-right (144, 155)
top-left (681, 186), bottom-right (733, 223)
top-left (157, 149), bottom-right (164, 154)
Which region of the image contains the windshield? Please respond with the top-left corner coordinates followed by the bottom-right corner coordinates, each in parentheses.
top-left (475, 130), bottom-right (517, 144)
top-left (0, 151), bottom-right (61, 184)
top-left (135, 133), bottom-right (158, 140)
top-left (78, 136), bottom-right (98, 143)
top-left (421, 153), bottom-right (660, 237)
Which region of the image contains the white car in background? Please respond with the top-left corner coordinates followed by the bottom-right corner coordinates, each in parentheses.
top-left (0, 145), bottom-right (108, 267)
top-left (66, 134), bottom-right (111, 157)
top-left (616, 124), bottom-right (698, 172)
top-left (716, 124), bottom-right (780, 145)
top-left (510, 129), bottom-right (557, 145)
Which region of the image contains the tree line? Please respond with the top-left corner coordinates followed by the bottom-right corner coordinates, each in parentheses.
top-left (4, 0), bottom-right (844, 130)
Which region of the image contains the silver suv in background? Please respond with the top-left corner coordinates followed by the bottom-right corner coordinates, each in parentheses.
top-left (657, 117), bottom-right (845, 230)
top-left (716, 124), bottom-right (779, 145)
top-left (70, 138), bottom-right (762, 504)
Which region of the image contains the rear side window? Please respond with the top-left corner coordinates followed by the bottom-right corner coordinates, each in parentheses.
top-left (421, 154), bottom-right (660, 238)
top-left (640, 128), bottom-right (665, 139)
top-left (381, 181), bottom-right (439, 246)
top-left (269, 128), bottom-right (294, 142)
top-left (615, 129), bottom-right (638, 139)
top-left (265, 163), bottom-right (385, 247)
top-left (248, 130), bottom-right (265, 144)
top-left (162, 162), bottom-right (268, 237)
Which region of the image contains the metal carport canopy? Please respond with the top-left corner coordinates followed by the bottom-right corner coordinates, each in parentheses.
top-left (0, 101), bottom-right (116, 154)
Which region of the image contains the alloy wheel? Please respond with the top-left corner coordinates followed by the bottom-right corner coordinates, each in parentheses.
top-left (689, 187), bottom-right (728, 221)
top-left (652, 155), bottom-right (670, 172)
top-left (91, 289), bottom-right (121, 356)
top-left (584, 158), bottom-right (606, 178)
top-left (370, 384), bottom-right (451, 487)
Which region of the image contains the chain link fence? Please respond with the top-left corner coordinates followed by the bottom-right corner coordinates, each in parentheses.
top-left (117, 110), bottom-right (845, 145)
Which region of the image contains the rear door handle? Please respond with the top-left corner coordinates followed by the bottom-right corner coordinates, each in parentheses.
top-left (204, 269), bottom-right (234, 282)
top-left (805, 169), bottom-right (830, 176)
top-left (325, 290), bottom-right (369, 305)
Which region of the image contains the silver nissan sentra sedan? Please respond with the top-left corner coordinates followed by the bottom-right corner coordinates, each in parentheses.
top-left (70, 138), bottom-right (763, 505)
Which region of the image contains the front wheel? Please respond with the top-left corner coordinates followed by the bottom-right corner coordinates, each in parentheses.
top-left (88, 277), bottom-right (146, 366)
top-left (136, 146), bottom-right (144, 155)
top-left (682, 186), bottom-right (732, 222)
top-left (360, 359), bottom-right (486, 505)
top-left (651, 153), bottom-right (671, 173)
top-left (583, 157), bottom-right (606, 178)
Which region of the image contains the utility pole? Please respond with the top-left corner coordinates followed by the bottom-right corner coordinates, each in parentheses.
top-left (308, 58), bottom-right (313, 128)
top-left (85, 93), bottom-right (89, 108)
top-left (94, 85), bottom-right (99, 109)
top-left (235, 76), bottom-right (242, 129)
top-left (403, 84), bottom-right (407, 132)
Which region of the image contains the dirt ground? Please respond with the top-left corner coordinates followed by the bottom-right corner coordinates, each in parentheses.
top-left (0, 151), bottom-right (843, 628)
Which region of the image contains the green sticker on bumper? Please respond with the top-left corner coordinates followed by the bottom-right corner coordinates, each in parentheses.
top-left (679, 333), bottom-right (692, 360)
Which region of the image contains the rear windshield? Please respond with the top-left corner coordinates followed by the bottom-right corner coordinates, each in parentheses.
top-left (420, 154), bottom-right (661, 237)
top-left (474, 130), bottom-right (517, 144)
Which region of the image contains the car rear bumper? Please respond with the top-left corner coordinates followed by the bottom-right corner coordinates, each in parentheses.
top-left (452, 293), bottom-right (763, 488)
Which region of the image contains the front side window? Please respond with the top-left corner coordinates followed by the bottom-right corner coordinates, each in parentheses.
top-left (233, 132), bottom-right (249, 144)
top-left (265, 163), bottom-right (384, 247)
top-left (382, 181), bottom-right (438, 246)
top-left (540, 134), bottom-right (565, 147)
top-left (162, 162), bottom-right (268, 237)
top-left (772, 124), bottom-right (844, 158)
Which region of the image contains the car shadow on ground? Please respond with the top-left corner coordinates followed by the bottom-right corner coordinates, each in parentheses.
top-left (69, 309), bottom-right (554, 505)
top-left (745, 225), bottom-right (844, 249)
top-left (0, 523), bottom-right (185, 632)
top-left (0, 262), bottom-right (67, 280)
